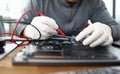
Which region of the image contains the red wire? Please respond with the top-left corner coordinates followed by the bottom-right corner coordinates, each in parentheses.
top-left (12, 9), bottom-right (66, 42)
top-left (11, 9), bottom-right (44, 41)
top-left (56, 29), bottom-right (65, 37)
top-left (0, 9), bottom-right (66, 46)
top-left (10, 9), bottom-right (45, 45)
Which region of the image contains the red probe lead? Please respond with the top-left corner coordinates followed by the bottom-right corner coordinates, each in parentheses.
top-left (12, 9), bottom-right (66, 43)
top-left (40, 12), bottom-right (66, 37)
top-left (56, 29), bottom-right (65, 37)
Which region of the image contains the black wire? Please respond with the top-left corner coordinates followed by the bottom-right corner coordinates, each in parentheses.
top-left (30, 24), bottom-right (41, 39)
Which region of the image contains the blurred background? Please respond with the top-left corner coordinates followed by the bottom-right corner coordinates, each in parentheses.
top-left (0, 0), bottom-right (120, 32)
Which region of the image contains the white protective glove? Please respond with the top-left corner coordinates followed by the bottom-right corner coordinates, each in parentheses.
top-left (75, 22), bottom-right (113, 47)
top-left (23, 16), bottom-right (58, 40)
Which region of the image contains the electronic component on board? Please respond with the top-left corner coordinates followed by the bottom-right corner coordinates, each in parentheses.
top-left (12, 35), bottom-right (120, 66)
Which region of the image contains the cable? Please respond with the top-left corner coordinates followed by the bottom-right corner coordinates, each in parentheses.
top-left (0, 32), bottom-right (29, 46)
top-left (0, 9), bottom-right (66, 46)
top-left (11, 9), bottom-right (44, 42)
top-left (12, 9), bottom-right (66, 42)
top-left (30, 24), bottom-right (41, 39)
top-left (56, 29), bottom-right (65, 37)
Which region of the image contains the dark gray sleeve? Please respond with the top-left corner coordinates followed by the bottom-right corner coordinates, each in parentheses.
top-left (89, 0), bottom-right (120, 41)
top-left (16, 0), bottom-right (43, 35)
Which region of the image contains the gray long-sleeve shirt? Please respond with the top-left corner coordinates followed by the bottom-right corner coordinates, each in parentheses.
top-left (16, 0), bottom-right (120, 41)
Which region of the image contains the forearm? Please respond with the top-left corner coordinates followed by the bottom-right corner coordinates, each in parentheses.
top-left (110, 25), bottom-right (120, 41)
top-left (15, 0), bottom-right (42, 35)
top-left (15, 24), bottom-right (27, 35)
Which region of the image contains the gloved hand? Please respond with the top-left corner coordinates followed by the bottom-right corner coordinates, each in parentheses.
top-left (75, 22), bottom-right (113, 47)
top-left (23, 16), bottom-right (58, 40)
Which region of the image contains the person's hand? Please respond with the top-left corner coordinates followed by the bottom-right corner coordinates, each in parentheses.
top-left (75, 22), bottom-right (113, 47)
top-left (23, 16), bottom-right (58, 39)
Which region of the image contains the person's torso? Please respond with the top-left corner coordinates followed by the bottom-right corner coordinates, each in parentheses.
top-left (37, 0), bottom-right (92, 36)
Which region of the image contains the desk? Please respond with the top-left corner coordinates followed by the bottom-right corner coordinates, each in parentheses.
top-left (0, 45), bottom-right (120, 74)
